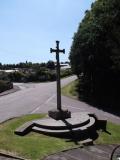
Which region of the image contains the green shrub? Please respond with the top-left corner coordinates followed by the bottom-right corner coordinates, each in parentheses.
top-left (0, 80), bottom-right (13, 93)
top-left (8, 72), bottom-right (26, 82)
top-left (60, 69), bottom-right (73, 78)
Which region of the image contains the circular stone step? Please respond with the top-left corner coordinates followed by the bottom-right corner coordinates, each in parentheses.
top-left (32, 112), bottom-right (97, 136)
top-left (32, 117), bottom-right (95, 135)
top-left (33, 113), bottom-right (90, 130)
top-left (15, 112), bottom-right (97, 137)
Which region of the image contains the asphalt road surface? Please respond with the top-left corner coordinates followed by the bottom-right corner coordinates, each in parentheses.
top-left (0, 76), bottom-right (76, 123)
top-left (0, 75), bottom-right (120, 124)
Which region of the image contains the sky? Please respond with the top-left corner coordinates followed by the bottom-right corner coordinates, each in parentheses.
top-left (0, 0), bottom-right (95, 64)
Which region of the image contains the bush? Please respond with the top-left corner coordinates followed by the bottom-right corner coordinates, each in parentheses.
top-left (60, 69), bottom-right (73, 78)
top-left (0, 80), bottom-right (13, 93)
top-left (0, 68), bottom-right (72, 83)
top-left (8, 72), bottom-right (26, 82)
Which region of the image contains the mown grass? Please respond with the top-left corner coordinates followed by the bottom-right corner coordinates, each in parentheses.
top-left (0, 114), bottom-right (77, 160)
top-left (62, 80), bottom-right (79, 99)
top-left (0, 114), bottom-right (120, 160)
top-left (95, 122), bottom-right (120, 144)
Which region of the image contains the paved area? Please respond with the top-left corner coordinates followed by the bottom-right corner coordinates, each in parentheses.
top-left (0, 156), bottom-right (16, 160)
top-left (0, 85), bottom-right (20, 97)
top-left (0, 145), bottom-right (118, 160)
top-left (0, 157), bottom-right (18, 160)
top-left (44, 144), bottom-right (117, 160)
top-left (0, 76), bottom-right (76, 123)
top-left (61, 96), bottom-right (120, 124)
top-left (0, 153), bottom-right (21, 160)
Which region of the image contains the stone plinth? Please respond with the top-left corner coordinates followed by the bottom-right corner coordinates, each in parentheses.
top-left (48, 109), bottom-right (71, 120)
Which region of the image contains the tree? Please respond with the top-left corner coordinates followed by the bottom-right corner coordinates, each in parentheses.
top-left (47, 60), bottom-right (55, 69)
top-left (69, 0), bottom-right (120, 111)
top-left (0, 63), bottom-right (2, 69)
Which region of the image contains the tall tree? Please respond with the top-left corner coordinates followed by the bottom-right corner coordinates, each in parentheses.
top-left (69, 0), bottom-right (120, 111)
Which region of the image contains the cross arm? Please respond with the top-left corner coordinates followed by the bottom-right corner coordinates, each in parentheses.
top-left (50, 48), bottom-right (65, 54)
top-left (60, 49), bottom-right (65, 54)
top-left (50, 48), bottom-right (56, 53)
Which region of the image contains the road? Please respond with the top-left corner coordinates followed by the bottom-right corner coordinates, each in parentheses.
top-left (0, 75), bottom-right (120, 124)
top-left (0, 76), bottom-right (76, 123)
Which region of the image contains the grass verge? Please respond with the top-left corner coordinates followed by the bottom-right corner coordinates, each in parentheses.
top-left (0, 114), bottom-right (120, 159)
top-left (61, 80), bottom-right (79, 99)
top-left (0, 114), bottom-right (77, 160)
top-left (95, 122), bottom-right (120, 144)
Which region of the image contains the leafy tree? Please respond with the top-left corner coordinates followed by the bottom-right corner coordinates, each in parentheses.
top-left (0, 63), bottom-right (2, 69)
top-left (69, 0), bottom-right (120, 111)
top-left (47, 60), bottom-right (55, 69)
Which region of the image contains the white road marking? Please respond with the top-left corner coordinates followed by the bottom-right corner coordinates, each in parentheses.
top-left (63, 104), bottom-right (81, 110)
top-left (31, 106), bottom-right (40, 113)
top-left (30, 94), bottom-right (56, 114)
top-left (45, 94), bottom-right (56, 104)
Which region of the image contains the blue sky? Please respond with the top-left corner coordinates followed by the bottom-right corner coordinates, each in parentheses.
top-left (0, 0), bottom-right (95, 64)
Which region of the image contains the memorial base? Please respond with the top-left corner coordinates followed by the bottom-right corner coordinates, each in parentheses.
top-left (48, 109), bottom-right (71, 120)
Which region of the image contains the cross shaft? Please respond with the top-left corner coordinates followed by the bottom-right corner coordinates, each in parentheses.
top-left (50, 41), bottom-right (65, 110)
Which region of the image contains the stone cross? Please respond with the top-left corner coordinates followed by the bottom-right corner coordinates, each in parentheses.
top-left (50, 41), bottom-right (65, 110)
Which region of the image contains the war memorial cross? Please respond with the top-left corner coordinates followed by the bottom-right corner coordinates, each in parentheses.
top-left (50, 41), bottom-right (65, 110)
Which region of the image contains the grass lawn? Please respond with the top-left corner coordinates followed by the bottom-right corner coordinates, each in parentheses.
top-left (62, 80), bottom-right (79, 99)
top-left (95, 122), bottom-right (120, 144)
top-left (0, 114), bottom-right (77, 160)
top-left (0, 114), bottom-right (120, 159)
